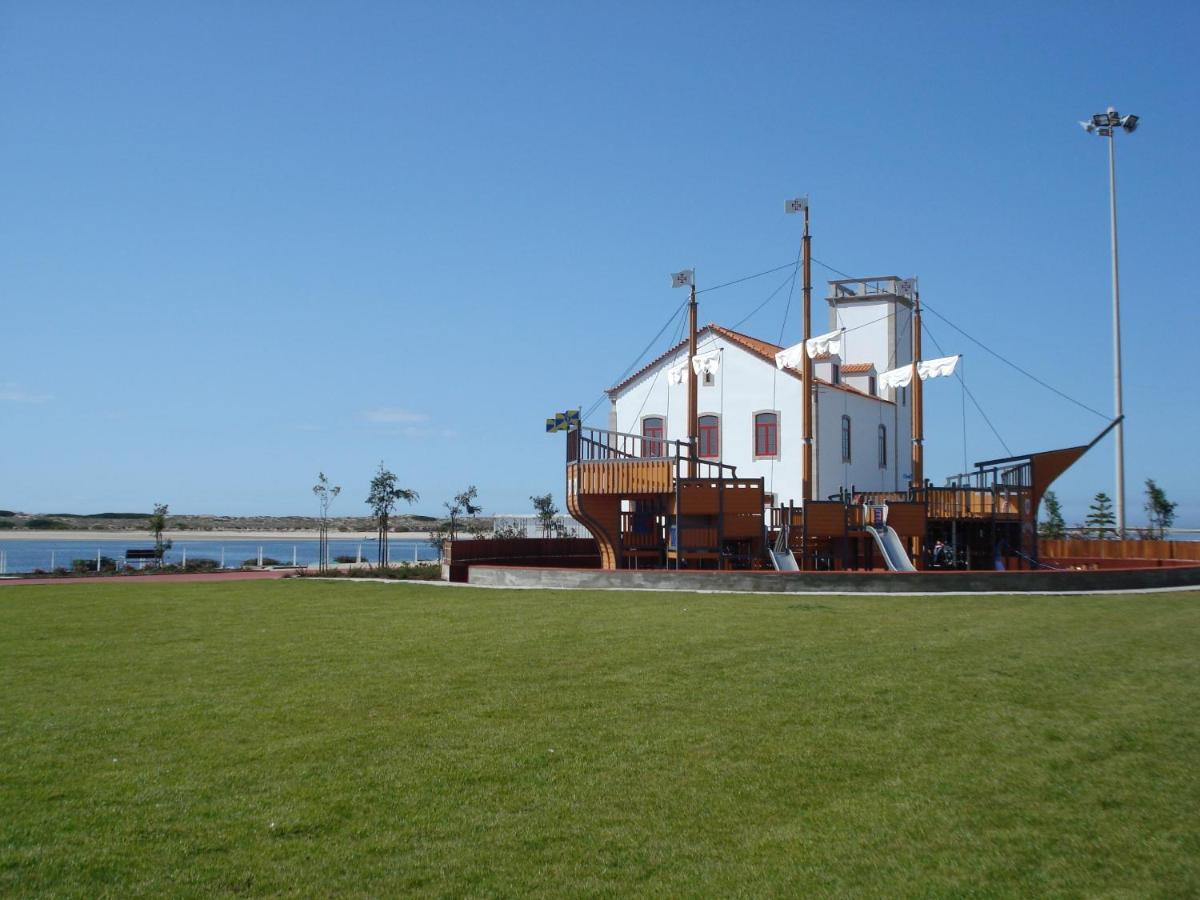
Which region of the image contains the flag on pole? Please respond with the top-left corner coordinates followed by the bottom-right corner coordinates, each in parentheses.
top-left (671, 269), bottom-right (694, 289)
top-left (896, 277), bottom-right (918, 299)
top-left (545, 410), bottom-right (581, 432)
top-left (785, 196), bottom-right (809, 214)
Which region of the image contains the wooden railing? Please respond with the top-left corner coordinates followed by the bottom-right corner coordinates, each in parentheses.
top-left (568, 426), bottom-right (740, 495)
top-left (1041, 539), bottom-right (1200, 562)
top-left (924, 486), bottom-right (1021, 520)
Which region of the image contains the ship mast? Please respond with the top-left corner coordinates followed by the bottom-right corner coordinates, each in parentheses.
top-left (911, 289), bottom-right (923, 489)
top-left (687, 278), bottom-right (698, 478)
top-left (801, 204), bottom-right (813, 503)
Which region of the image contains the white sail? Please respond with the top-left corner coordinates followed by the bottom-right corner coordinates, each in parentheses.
top-left (692, 351), bottom-right (721, 376)
top-left (667, 358), bottom-right (689, 385)
top-left (806, 328), bottom-right (844, 358)
top-left (774, 341), bottom-right (805, 371)
top-left (879, 364), bottom-right (914, 390)
top-left (917, 354), bottom-right (961, 380)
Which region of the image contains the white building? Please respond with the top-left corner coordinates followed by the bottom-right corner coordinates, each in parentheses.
top-left (606, 276), bottom-right (916, 506)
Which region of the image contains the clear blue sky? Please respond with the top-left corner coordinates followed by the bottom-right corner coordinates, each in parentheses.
top-left (2, 1), bottom-right (1197, 526)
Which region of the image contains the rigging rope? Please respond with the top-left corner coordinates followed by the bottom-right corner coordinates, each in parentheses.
top-left (630, 303), bottom-right (689, 430)
top-left (922, 320), bottom-right (1013, 457)
top-left (921, 302), bottom-right (1109, 421)
top-left (697, 261), bottom-right (798, 295)
top-left (582, 298), bottom-right (688, 423)
top-left (810, 255), bottom-right (1107, 421)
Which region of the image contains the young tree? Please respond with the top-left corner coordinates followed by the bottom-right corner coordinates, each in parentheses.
top-left (1038, 490), bottom-right (1066, 540)
top-left (313, 472), bottom-right (342, 572)
top-left (427, 524), bottom-right (449, 561)
top-left (366, 462), bottom-right (418, 567)
top-left (444, 485), bottom-right (481, 542)
top-left (1085, 492), bottom-right (1116, 539)
top-left (148, 503), bottom-right (172, 565)
top-left (465, 517), bottom-right (492, 539)
top-left (1144, 479), bottom-right (1178, 540)
top-left (531, 493), bottom-right (560, 539)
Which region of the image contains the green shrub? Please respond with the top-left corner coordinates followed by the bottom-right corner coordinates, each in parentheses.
top-left (70, 556), bottom-right (118, 574)
top-left (302, 563), bottom-right (440, 581)
top-left (242, 557), bottom-right (281, 567)
top-left (0, 509), bottom-right (15, 517)
top-left (26, 517), bottom-right (70, 530)
top-left (0, 519), bottom-right (15, 530)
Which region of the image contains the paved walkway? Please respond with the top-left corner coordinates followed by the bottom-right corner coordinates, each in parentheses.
top-left (0, 570), bottom-right (294, 587)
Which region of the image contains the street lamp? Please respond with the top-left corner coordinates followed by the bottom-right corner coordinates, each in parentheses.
top-left (1078, 106), bottom-right (1138, 538)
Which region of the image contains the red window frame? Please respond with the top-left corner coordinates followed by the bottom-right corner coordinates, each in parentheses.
top-left (641, 416), bottom-right (665, 458)
top-left (698, 415), bottom-right (720, 458)
top-left (754, 412), bottom-right (778, 458)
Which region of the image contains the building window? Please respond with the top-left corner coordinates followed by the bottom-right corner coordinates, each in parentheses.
top-left (763, 492), bottom-right (777, 507)
top-left (702, 371), bottom-right (715, 387)
top-left (698, 415), bottom-right (720, 458)
top-left (878, 424), bottom-right (887, 468)
top-left (641, 416), bottom-right (664, 458)
top-left (754, 411), bottom-right (779, 459)
top-left (831, 363), bottom-right (841, 385)
top-left (841, 415), bottom-right (852, 463)
top-left (868, 375), bottom-right (876, 396)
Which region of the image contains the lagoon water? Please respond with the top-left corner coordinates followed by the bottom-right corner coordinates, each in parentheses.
top-left (0, 538), bottom-right (437, 574)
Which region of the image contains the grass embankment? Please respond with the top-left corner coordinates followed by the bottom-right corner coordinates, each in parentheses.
top-left (2, 582), bottom-right (1197, 896)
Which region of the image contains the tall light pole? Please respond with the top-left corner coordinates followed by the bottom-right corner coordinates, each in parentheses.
top-left (1080, 106), bottom-right (1138, 538)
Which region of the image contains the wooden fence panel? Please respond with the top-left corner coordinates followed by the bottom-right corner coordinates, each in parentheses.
top-left (1041, 539), bottom-right (1200, 561)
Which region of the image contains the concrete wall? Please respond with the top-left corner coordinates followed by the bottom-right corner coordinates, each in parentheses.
top-left (443, 539), bottom-right (600, 583)
top-left (468, 564), bottom-right (1200, 594)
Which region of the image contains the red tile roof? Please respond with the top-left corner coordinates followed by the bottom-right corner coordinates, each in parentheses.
top-left (840, 363), bottom-right (876, 374)
top-left (607, 323), bottom-right (893, 405)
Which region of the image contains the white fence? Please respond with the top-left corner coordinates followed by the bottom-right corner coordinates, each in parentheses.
top-left (488, 515), bottom-right (586, 539)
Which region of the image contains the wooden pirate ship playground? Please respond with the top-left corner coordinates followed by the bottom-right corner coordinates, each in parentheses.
top-left (564, 417), bottom-right (1120, 573)
top-left (451, 199), bottom-right (1199, 590)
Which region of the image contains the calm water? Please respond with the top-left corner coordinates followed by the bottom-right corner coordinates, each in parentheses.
top-left (0, 538), bottom-right (437, 574)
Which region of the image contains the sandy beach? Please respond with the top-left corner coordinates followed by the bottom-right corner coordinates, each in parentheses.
top-left (0, 530), bottom-right (433, 542)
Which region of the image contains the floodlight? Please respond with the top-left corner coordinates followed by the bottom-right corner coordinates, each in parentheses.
top-left (1077, 104), bottom-right (1141, 539)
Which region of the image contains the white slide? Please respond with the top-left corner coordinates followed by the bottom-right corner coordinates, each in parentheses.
top-left (769, 549), bottom-right (799, 571)
top-left (865, 525), bottom-right (917, 572)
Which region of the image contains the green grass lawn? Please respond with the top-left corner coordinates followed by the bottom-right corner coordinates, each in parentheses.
top-left (2, 581), bottom-right (1198, 897)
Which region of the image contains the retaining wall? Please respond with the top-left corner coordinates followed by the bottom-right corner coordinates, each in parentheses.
top-left (466, 564), bottom-right (1200, 594)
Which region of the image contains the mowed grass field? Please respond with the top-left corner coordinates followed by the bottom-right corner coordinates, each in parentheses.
top-left (2, 581), bottom-right (1198, 897)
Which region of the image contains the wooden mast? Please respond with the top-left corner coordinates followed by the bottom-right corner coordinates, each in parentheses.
top-left (911, 290), bottom-right (924, 489)
top-left (687, 278), bottom-right (698, 478)
top-left (801, 204), bottom-right (813, 503)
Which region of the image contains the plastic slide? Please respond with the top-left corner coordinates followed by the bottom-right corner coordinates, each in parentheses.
top-left (769, 548), bottom-right (799, 571)
top-left (865, 525), bottom-right (917, 572)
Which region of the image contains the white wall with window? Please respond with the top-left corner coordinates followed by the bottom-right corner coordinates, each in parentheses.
top-left (608, 323), bottom-right (912, 505)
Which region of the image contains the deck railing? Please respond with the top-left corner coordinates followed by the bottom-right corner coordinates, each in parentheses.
top-left (568, 426), bottom-right (739, 481)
